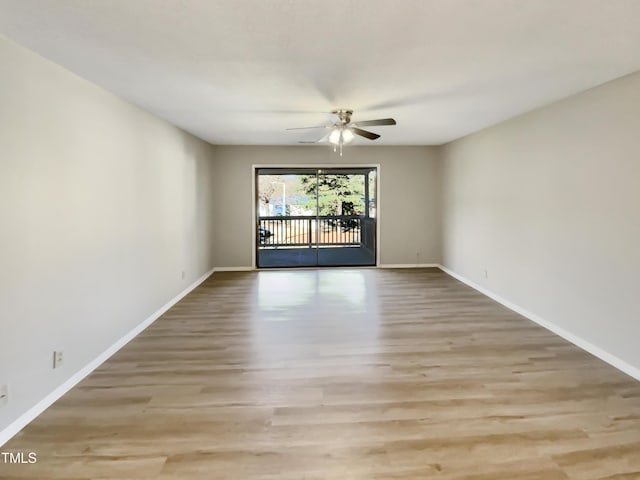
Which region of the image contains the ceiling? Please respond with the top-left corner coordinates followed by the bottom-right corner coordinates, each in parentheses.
top-left (1, 0), bottom-right (639, 146)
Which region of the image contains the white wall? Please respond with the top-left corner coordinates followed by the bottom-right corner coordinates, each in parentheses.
top-left (0, 36), bottom-right (217, 435)
top-left (442, 71), bottom-right (640, 373)
top-left (210, 145), bottom-right (442, 268)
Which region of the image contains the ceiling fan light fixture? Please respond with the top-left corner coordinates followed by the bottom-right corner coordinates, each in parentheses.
top-left (328, 127), bottom-right (354, 145)
top-left (328, 128), bottom-right (342, 145)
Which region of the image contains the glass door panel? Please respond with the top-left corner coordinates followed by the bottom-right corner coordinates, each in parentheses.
top-left (256, 169), bottom-right (317, 268)
top-left (316, 169), bottom-right (376, 267)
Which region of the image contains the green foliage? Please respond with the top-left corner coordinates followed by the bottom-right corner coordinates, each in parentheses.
top-left (300, 174), bottom-right (366, 215)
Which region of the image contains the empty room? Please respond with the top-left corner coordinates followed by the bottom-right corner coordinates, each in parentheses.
top-left (1, 1), bottom-right (639, 479)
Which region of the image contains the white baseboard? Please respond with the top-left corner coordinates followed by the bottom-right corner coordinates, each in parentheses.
top-left (0, 267), bottom-right (215, 447)
top-left (378, 263), bottom-right (440, 269)
top-left (437, 264), bottom-right (640, 382)
top-left (214, 266), bottom-right (254, 272)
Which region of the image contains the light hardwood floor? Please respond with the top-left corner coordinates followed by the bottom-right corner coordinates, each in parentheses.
top-left (2, 268), bottom-right (640, 479)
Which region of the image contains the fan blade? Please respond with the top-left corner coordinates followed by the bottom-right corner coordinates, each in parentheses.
top-left (352, 118), bottom-right (396, 127)
top-left (352, 127), bottom-right (380, 140)
top-left (317, 132), bottom-right (331, 143)
top-left (324, 111), bottom-right (340, 122)
top-left (299, 132), bottom-right (331, 144)
top-left (286, 125), bottom-right (329, 130)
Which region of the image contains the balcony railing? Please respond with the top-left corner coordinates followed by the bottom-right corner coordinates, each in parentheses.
top-left (259, 215), bottom-right (363, 247)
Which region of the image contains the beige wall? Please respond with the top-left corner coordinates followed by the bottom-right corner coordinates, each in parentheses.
top-left (210, 145), bottom-right (442, 267)
top-left (442, 71), bottom-right (640, 372)
top-left (0, 36), bottom-right (217, 434)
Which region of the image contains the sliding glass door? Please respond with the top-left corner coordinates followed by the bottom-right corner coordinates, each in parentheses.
top-left (256, 168), bottom-right (318, 267)
top-left (256, 167), bottom-right (377, 268)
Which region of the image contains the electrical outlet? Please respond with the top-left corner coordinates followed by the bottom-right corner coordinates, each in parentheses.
top-left (0, 384), bottom-right (8, 407)
top-left (53, 351), bottom-right (64, 369)
top-left (181, 270), bottom-right (185, 280)
top-left (483, 269), bottom-right (488, 279)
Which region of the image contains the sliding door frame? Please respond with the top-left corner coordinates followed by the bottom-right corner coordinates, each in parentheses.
top-left (251, 163), bottom-right (381, 269)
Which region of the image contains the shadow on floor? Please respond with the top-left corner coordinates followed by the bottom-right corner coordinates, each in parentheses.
top-left (258, 246), bottom-right (375, 267)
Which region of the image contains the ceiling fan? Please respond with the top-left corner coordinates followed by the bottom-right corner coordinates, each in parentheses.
top-left (287, 109), bottom-right (397, 156)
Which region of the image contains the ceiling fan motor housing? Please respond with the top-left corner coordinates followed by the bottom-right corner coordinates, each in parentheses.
top-left (332, 109), bottom-right (353, 125)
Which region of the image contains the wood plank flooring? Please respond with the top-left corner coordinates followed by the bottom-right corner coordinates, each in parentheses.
top-left (2, 268), bottom-right (640, 479)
